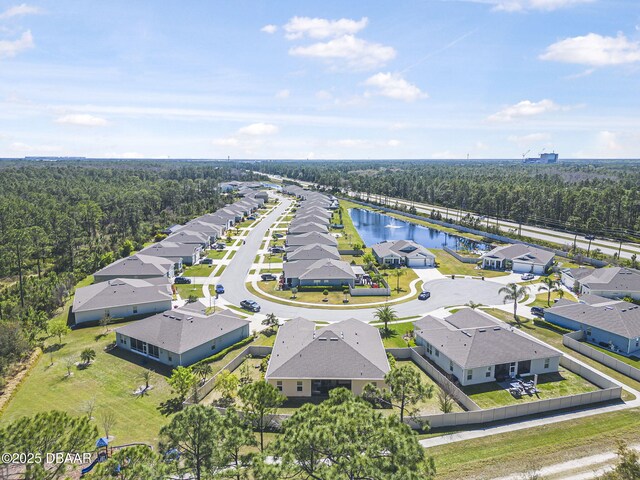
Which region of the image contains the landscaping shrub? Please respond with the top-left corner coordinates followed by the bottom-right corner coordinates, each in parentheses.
top-left (191, 336), bottom-right (255, 367)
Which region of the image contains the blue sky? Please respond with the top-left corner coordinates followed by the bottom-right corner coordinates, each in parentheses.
top-left (0, 0), bottom-right (639, 159)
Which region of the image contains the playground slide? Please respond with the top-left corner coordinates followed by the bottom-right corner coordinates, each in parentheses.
top-left (81, 452), bottom-right (107, 476)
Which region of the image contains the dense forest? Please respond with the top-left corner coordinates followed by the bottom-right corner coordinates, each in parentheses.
top-left (254, 160), bottom-right (640, 241)
top-left (0, 160), bottom-right (259, 386)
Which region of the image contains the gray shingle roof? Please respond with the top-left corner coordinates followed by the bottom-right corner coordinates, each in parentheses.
top-left (482, 244), bottom-right (555, 266)
top-left (285, 232), bottom-right (338, 248)
top-left (372, 240), bottom-right (435, 261)
top-left (547, 299), bottom-right (640, 339)
top-left (140, 241), bottom-right (200, 258)
top-left (165, 230), bottom-right (210, 246)
top-left (298, 259), bottom-right (356, 281)
top-left (266, 318), bottom-right (390, 380)
top-left (290, 215), bottom-right (331, 227)
top-left (414, 310), bottom-right (560, 369)
top-left (94, 254), bottom-right (174, 279)
top-left (578, 267), bottom-right (640, 293)
top-left (116, 308), bottom-right (250, 354)
top-left (288, 222), bottom-right (329, 234)
top-left (73, 278), bottom-right (172, 313)
top-left (286, 244), bottom-right (341, 261)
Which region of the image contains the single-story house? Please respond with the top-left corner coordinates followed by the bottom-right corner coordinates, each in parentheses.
top-left (161, 224), bottom-right (182, 235)
top-left (249, 190), bottom-right (269, 201)
top-left (414, 309), bottom-right (561, 386)
top-left (290, 214), bottom-right (331, 228)
top-left (72, 278), bottom-right (172, 325)
top-left (94, 254), bottom-right (175, 283)
top-left (174, 221), bottom-right (224, 243)
top-left (115, 306), bottom-right (250, 367)
top-left (561, 267), bottom-right (640, 301)
top-left (286, 244), bottom-right (341, 262)
top-left (165, 230), bottom-right (211, 250)
top-left (197, 212), bottom-right (234, 230)
top-left (288, 222), bottom-right (329, 235)
top-left (265, 317), bottom-right (390, 397)
top-left (220, 181), bottom-right (242, 192)
top-left (139, 241), bottom-right (201, 267)
top-left (283, 259), bottom-right (356, 288)
top-left (545, 295), bottom-right (640, 356)
top-left (285, 232), bottom-right (338, 250)
top-left (481, 244), bottom-right (554, 274)
top-left (219, 208), bottom-right (243, 223)
top-left (371, 240), bottom-right (436, 268)
top-left (297, 206), bottom-right (332, 217)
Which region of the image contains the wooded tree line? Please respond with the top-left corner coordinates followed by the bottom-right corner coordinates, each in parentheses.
top-left (0, 160), bottom-right (259, 384)
top-left (254, 161), bottom-right (640, 240)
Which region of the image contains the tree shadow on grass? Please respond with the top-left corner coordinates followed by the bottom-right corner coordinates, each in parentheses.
top-left (158, 398), bottom-right (183, 416)
top-left (94, 332), bottom-right (108, 342)
top-left (43, 343), bottom-right (65, 353)
top-left (380, 329), bottom-right (398, 340)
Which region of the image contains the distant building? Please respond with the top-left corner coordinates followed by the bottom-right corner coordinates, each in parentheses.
top-left (523, 153), bottom-right (558, 164)
top-left (265, 318), bottom-right (390, 397)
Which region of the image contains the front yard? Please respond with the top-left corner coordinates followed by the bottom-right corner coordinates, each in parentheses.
top-left (430, 249), bottom-right (508, 278)
top-left (174, 283), bottom-right (217, 299)
top-left (182, 263), bottom-right (217, 277)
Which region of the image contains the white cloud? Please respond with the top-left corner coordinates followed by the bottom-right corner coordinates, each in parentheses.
top-left (283, 16), bottom-right (368, 40)
top-left (289, 35), bottom-right (396, 70)
top-left (10, 141), bottom-right (61, 153)
top-left (387, 139), bottom-right (401, 147)
top-left (508, 132), bottom-right (552, 146)
top-left (364, 72), bottom-right (427, 102)
top-left (55, 113), bottom-right (108, 127)
top-left (0, 30), bottom-right (34, 59)
top-left (596, 130), bottom-right (622, 151)
top-left (488, 99), bottom-right (565, 122)
top-left (0, 4), bottom-right (43, 19)
top-left (335, 139), bottom-right (369, 148)
top-left (212, 137), bottom-right (239, 147)
top-left (237, 122), bottom-right (279, 136)
top-left (261, 24), bottom-right (278, 34)
top-left (315, 90), bottom-right (333, 100)
top-left (490, 0), bottom-right (593, 12)
top-left (275, 89), bottom-right (290, 99)
top-left (540, 33), bottom-right (640, 66)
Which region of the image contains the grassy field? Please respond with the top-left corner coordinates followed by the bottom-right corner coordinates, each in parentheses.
top-left (206, 249), bottom-right (227, 260)
top-left (426, 407), bottom-right (640, 480)
top-left (430, 249), bottom-right (508, 278)
top-left (334, 200), bottom-right (366, 249)
top-left (174, 284), bottom-right (216, 299)
top-left (182, 263), bottom-right (217, 277)
top-left (378, 321), bottom-right (416, 348)
top-left (462, 368), bottom-right (598, 409)
top-left (251, 268), bottom-right (420, 307)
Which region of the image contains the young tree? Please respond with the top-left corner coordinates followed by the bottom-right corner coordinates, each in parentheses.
top-left (261, 313), bottom-right (279, 333)
top-left (49, 320), bottom-right (71, 345)
top-left (93, 445), bottom-right (169, 480)
top-left (437, 386), bottom-right (456, 414)
top-left (99, 313), bottom-right (112, 334)
top-left (322, 289), bottom-right (329, 301)
top-left (393, 268), bottom-right (405, 292)
top-left (138, 369), bottom-right (154, 392)
top-left (64, 356), bottom-right (75, 377)
top-left (374, 304), bottom-right (398, 334)
top-left (465, 300), bottom-right (483, 310)
top-left (291, 286), bottom-right (298, 299)
top-left (499, 283), bottom-right (529, 324)
top-left (213, 369), bottom-right (239, 406)
top-left (384, 364), bottom-right (434, 422)
top-left (159, 405), bottom-right (220, 480)
top-left (0, 410), bottom-right (97, 480)
top-left (600, 441), bottom-right (640, 479)
top-left (80, 347), bottom-right (96, 366)
top-left (81, 397), bottom-right (97, 419)
top-left (538, 277), bottom-right (560, 306)
top-left (265, 388), bottom-right (435, 480)
top-left (238, 380), bottom-right (285, 452)
top-left (362, 252), bottom-right (376, 269)
top-left (216, 408), bottom-right (257, 480)
top-left (100, 411), bottom-right (117, 439)
top-left (168, 366), bottom-right (197, 403)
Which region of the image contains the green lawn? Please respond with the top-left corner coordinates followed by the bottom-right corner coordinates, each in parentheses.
top-left (174, 284), bottom-right (216, 299)
top-left (430, 249), bottom-right (508, 278)
top-left (206, 250), bottom-right (227, 260)
top-left (587, 342), bottom-right (640, 368)
top-left (227, 250), bottom-right (236, 260)
top-left (462, 368), bottom-right (598, 409)
top-left (182, 263), bottom-right (216, 277)
top-left (529, 290), bottom-right (577, 308)
top-left (216, 265), bottom-right (226, 276)
top-left (426, 407), bottom-right (640, 480)
top-left (378, 321), bottom-right (416, 348)
top-left (336, 200), bottom-right (366, 249)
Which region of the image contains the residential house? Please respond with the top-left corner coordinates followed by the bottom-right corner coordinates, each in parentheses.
top-left (545, 295), bottom-right (640, 356)
top-left (174, 221), bottom-right (224, 243)
top-left (561, 267), bottom-right (640, 301)
top-left (285, 244), bottom-right (341, 262)
top-left (94, 254), bottom-right (175, 283)
top-left (265, 318), bottom-right (390, 397)
top-left (285, 232), bottom-right (338, 251)
top-left (371, 240), bottom-right (436, 268)
top-left (161, 224), bottom-right (182, 235)
top-left (139, 241), bottom-right (201, 267)
top-left (116, 306), bottom-right (250, 367)
top-left (414, 309), bottom-right (561, 386)
top-left (481, 244), bottom-right (554, 274)
top-left (290, 214), bottom-right (331, 228)
top-left (72, 278), bottom-right (172, 325)
top-left (165, 230), bottom-right (211, 250)
top-left (283, 259), bottom-right (356, 288)
top-left (288, 222), bottom-right (329, 235)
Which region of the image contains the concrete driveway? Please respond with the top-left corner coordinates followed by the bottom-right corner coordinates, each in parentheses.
top-left (217, 195), bottom-right (509, 323)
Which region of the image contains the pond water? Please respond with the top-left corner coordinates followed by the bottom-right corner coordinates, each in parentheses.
top-left (348, 208), bottom-right (491, 252)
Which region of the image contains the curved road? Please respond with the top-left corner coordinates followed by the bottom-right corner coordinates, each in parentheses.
top-left (218, 196), bottom-right (507, 322)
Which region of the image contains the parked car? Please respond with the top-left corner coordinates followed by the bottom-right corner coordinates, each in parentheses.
top-left (215, 243), bottom-right (226, 250)
top-left (174, 277), bottom-right (191, 284)
top-left (418, 291), bottom-right (431, 300)
top-left (261, 273), bottom-right (277, 281)
top-left (273, 233), bottom-right (283, 238)
top-left (240, 300), bottom-right (261, 312)
top-left (521, 273), bottom-right (535, 281)
top-left (215, 284), bottom-right (225, 294)
top-left (201, 258), bottom-right (213, 265)
top-left (270, 247), bottom-right (285, 254)
top-left (247, 215), bottom-right (256, 220)
top-left (530, 306), bottom-right (545, 317)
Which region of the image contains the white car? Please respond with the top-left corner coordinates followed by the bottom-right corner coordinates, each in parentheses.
top-left (521, 273), bottom-right (535, 281)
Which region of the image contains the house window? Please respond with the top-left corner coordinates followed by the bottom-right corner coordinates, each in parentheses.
top-left (133, 305), bottom-right (138, 314)
top-left (425, 342), bottom-right (433, 355)
top-left (168, 356), bottom-right (172, 362)
top-left (509, 362), bottom-right (516, 376)
top-left (120, 337), bottom-right (126, 345)
top-left (544, 358), bottom-right (550, 369)
top-left (276, 381), bottom-right (283, 392)
top-left (586, 327), bottom-right (592, 337)
top-left (130, 338), bottom-right (145, 353)
top-left (486, 367), bottom-right (491, 378)
top-left (467, 370), bottom-right (473, 381)
top-left (296, 381), bottom-right (303, 392)
top-left (449, 360), bottom-right (454, 372)
top-left (211, 342), bottom-right (216, 350)
top-left (435, 349), bottom-right (440, 357)
top-left (147, 344), bottom-right (159, 359)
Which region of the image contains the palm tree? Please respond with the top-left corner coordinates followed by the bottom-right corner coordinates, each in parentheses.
top-left (80, 348), bottom-right (96, 366)
top-left (191, 363), bottom-right (212, 384)
top-left (538, 277), bottom-right (560, 306)
top-left (138, 369), bottom-right (154, 391)
top-left (499, 283), bottom-right (529, 324)
top-left (392, 268), bottom-right (405, 293)
top-left (465, 300), bottom-right (482, 310)
top-left (374, 305), bottom-right (398, 333)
